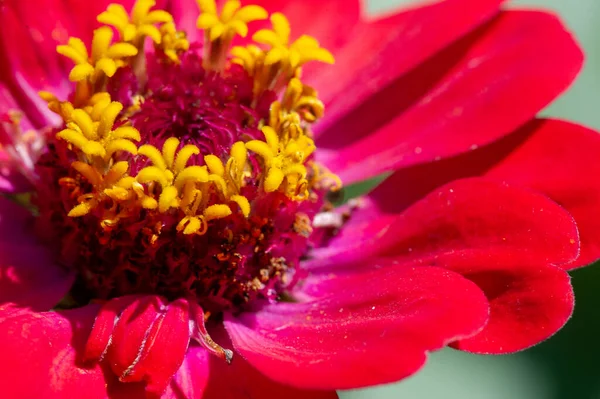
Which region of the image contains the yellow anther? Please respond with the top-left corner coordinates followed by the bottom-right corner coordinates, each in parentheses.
top-left (157, 22), bottom-right (190, 63)
top-left (98, 0), bottom-right (173, 45)
top-left (196, 0), bottom-right (267, 42)
top-left (57, 27), bottom-right (138, 84)
top-left (56, 101), bottom-right (140, 162)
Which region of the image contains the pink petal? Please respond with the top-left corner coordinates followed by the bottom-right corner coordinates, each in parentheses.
top-left (0, 305), bottom-right (107, 399)
top-left (443, 253), bottom-right (574, 353)
top-left (308, 178), bottom-right (579, 271)
top-left (224, 265), bottom-right (488, 390)
top-left (0, 196), bottom-right (74, 310)
top-left (319, 10), bottom-right (583, 184)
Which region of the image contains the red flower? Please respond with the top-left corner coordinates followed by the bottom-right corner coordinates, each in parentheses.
top-left (0, 0), bottom-right (598, 398)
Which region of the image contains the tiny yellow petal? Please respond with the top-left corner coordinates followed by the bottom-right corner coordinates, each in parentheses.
top-left (234, 5), bottom-right (268, 23)
top-left (246, 140), bottom-right (274, 163)
top-left (231, 195), bottom-right (250, 217)
top-left (68, 202), bottom-right (94, 217)
top-left (204, 154), bottom-right (225, 176)
top-left (264, 167), bottom-right (284, 192)
top-left (162, 137), bottom-right (181, 169)
top-left (196, 0), bottom-right (217, 14)
top-left (173, 166), bottom-right (209, 190)
top-left (139, 144), bottom-right (168, 170)
top-left (197, 13), bottom-right (219, 29)
top-left (137, 166), bottom-right (169, 188)
top-left (174, 145), bottom-right (201, 173)
top-left (203, 204), bottom-right (232, 220)
top-left (158, 185), bottom-right (179, 212)
top-left (69, 62), bottom-right (94, 82)
top-left (95, 58), bottom-right (118, 78)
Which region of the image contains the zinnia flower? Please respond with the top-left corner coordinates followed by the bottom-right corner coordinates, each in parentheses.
top-left (0, 0), bottom-right (599, 397)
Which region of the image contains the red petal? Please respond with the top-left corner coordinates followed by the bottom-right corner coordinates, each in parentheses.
top-left (0, 197), bottom-right (74, 310)
top-left (84, 295), bottom-right (140, 363)
top-left (106, 295), bottom-right (166, 380)
top-left (128, 298), bottom-right (191, 397)
top-left (169, 329), bottom-right (340, 399)
top-left (484, 119), bottom-right (600, 269)
top-left (319, 10), bottom-right (583, 184)
top-left (314, 178), bottom-right (579, 354)
top-left (309, 178), bottom-right (579, 271)
top-left (366, 119), bottom-right (600, 269)
top-left (104, 328), bottom-right (339, 399)
top-left (250, 0), bottom-right (360, 55)
top-left (0, 0), bottom-right (135, 127)
top-left (0, 305), bottom-right (107, 399)
top-left (224, 265), bottom-right (488, 390)
top-left (313, 0), bottom-right (503, 139)
top-left (444, 253), bottom-right (574, 353)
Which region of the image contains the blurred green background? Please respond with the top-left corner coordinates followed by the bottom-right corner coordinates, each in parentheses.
top-left (339, 1), bottom-right (600, 398)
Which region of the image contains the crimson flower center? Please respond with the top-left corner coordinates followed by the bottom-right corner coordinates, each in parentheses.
top-left (29, 1), bottom-right (340, 318)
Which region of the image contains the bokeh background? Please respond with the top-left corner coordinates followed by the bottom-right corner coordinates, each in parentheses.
top-left (339, 0), bottom-right (600, 398)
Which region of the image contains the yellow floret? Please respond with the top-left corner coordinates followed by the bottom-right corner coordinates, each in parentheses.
top-left (196, 0), bottom-right (267, 42)
top-left (56, 101), bottom-right (141, 162)
top-left (57, 28), bottom-right (138, 84)
top-left (98, 0), bottom-right (173, 45)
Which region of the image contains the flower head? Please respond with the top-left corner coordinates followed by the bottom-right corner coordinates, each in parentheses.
top-left (0, 0), bottom-right (599, 398)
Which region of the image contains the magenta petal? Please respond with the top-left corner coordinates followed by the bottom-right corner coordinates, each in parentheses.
top-left (442, 253), bottom-right (574, 354)
top-left (320, 10), bottom-right (583, 184)
top-left (0, 197), bottom-right (74, 310)
top-left (0, 156), bottom-right (31, 194)
top-left (308, 178), bottom-right (579, 271)
top-left (224, 265), bottom-right (488, 390)
top-left (0, 305), bottom-right (106, 399)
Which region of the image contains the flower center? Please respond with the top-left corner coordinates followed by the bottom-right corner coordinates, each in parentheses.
top-left (32, 0), bottom-right (340, 317)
